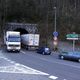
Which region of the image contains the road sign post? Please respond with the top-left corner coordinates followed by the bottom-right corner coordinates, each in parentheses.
top-left (66, 34), bottom-right (78, 40)
top-left (53, 36), bottom-right (58, 51)
top-left (66, 32), bottom-right (78, 52)
top-left (73, 40), bottom-right (75, 52)
top-left (53, 31), bottom-right (58, 37)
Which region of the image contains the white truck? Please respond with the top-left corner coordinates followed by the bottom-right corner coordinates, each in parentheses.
top-left (21, 34), bottom-right (39, 50)
top-left (5, 31), bottom-right (21, 52)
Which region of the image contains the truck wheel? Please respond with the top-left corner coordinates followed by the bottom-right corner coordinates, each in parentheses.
top-left (48, 52), bottom-right (51, 55)
top-left (26, 46), bottom-right (28, 50)
top-left (42, 52), bottom-right (45, 55)
top-left (17, 50), bottom-right (20, 53)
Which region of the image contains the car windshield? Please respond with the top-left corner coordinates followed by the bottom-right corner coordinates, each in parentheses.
top-left (45, 48), bottom-right (49, 50)
top-left (45, 48), bottom-right (49, 52)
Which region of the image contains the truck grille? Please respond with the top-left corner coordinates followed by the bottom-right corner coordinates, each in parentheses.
top-left (9, 45), bottom-right (19, 47)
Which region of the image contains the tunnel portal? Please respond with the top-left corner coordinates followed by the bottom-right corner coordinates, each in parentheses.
top-left (5, 22), bottom-right (38, 34)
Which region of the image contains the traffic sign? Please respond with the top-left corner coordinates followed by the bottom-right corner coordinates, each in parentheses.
top-left (66, 33), bottom-right (79, 52)
top-left (53, 31), bottom-right (58, 37)
top-left (66, 34), bottom-right (78, 40)
top-left (66, 34), bottom-right (78, 38)
top-left (53, 41), bottom-right (58, 46)
top-left (54, 36), bottom-right (57, 40)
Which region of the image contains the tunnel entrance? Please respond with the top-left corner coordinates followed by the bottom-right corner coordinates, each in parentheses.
top-left (13, 28), bottom-right (29, 35)
top-left (4, 23), bottom-right (38, 50)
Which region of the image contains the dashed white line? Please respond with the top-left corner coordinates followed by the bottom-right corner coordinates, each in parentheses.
top-left (10, 61), bottom-right (15, 64)
top-left (63, 79), bottom-right (67, 80)
top-left (49, 75), bottom-right (58, 80)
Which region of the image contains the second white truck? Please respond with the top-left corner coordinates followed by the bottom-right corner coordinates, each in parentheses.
top-left (21, 34), bottom-right (39, 50)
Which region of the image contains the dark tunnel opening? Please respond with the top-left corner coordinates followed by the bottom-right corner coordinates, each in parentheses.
top-left (13, 28), bottom-right (29, 35)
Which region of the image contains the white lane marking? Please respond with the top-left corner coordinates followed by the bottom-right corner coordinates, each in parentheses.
top-left (14, 63), bottom-right (49, 75)
top-left (63, 79), bottom-right (67, 80)
top-left (21, 51), bottom-right (26, 54)
top-left (10, 61), bottom-right (15, 64)
top-left (0, 57), bottom-right (49, 75)
top-left (49, 75), bottom-right (58, 80)
top-left (1, 57), bottom-right (15, 64)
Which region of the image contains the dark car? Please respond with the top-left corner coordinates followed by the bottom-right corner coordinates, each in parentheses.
top-left (59, 51), bottom-right (80, 62)
top-left (37, 47), bottom-right (51, 55)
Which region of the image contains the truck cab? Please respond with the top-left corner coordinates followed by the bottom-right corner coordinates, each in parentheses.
top-left (6, 31), bottom-right (21, 52)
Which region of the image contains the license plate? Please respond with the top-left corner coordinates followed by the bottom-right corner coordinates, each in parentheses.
top-left (12, 47), bottom-right (16, 50)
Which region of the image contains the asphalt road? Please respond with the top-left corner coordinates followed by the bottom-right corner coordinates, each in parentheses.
top-left (0, 49), bottom-right (80, 80)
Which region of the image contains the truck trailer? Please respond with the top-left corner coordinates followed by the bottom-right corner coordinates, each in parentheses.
top-left (21, 34), bottom-right (39, 50)
top-left (5, 31), bottom-right (21, 52)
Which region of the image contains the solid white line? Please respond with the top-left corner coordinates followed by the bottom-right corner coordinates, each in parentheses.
top-left (21, 51), bottom-right (26, 54)
top-left (49, 75), bottom-right (58, 80)
top-left (0, 62), bottom-right (49, 75)
top-left (15, 63), bottom-right (49, 75)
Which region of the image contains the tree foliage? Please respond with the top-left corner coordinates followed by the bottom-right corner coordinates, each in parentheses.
top-left (0, 0), bottom-right (80, 39)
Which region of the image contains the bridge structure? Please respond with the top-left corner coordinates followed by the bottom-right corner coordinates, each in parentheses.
top-left (5, 22), bottom-right (38, 34)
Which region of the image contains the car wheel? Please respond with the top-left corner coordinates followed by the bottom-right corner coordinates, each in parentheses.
top-left (60, 56), bottom-right (64, 60)
top-left (78, 59), bottom-right (80, 62)
top-left (42, 52), bottom-right (45, 55)
top-left (49, 53), bottom-right (51, 55)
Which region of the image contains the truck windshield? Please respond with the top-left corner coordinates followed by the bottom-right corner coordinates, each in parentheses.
top-left (8, 36), bottom-right (20, 42)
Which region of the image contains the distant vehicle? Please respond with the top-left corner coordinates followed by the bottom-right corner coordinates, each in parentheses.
top-left (36, 47), bottom-right (51, 55)
top-left (59, 51), bottom-right (80, 62)
top-left (21, 34), bottom-right (39, 50)
top-left (5, 31), bottom-right (21, 52)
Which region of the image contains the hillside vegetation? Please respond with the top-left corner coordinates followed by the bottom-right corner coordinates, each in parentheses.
top-left (0, 0), bottom-right (80, 40)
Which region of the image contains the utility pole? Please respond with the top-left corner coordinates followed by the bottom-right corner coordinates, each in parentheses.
top-left (54, 7), bottom-right (56, 32)
top-left (53, 7), bottom-right (58, 51)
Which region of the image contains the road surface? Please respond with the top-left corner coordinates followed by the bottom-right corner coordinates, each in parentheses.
top-left (0, 49), bottom-right (80, 80)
